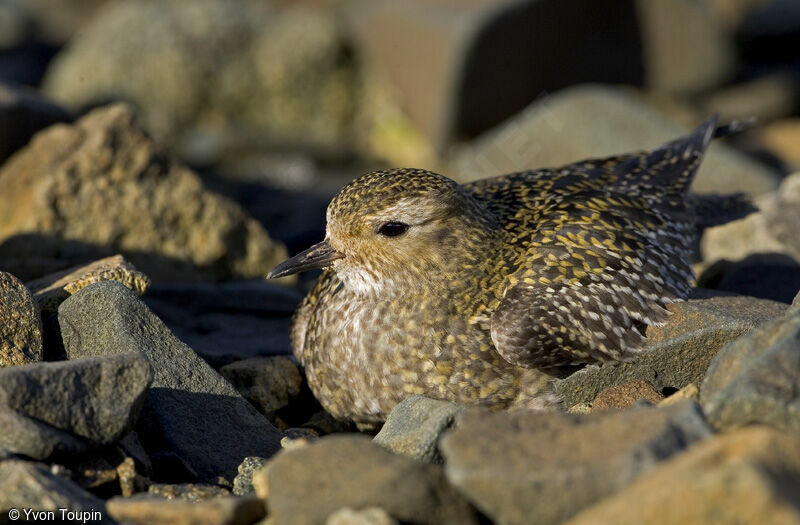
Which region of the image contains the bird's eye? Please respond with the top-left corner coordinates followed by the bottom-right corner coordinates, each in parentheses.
top-left (377, 221), bottom-right (409, 237)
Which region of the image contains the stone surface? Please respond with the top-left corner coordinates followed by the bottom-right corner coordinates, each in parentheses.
top-left (107, 495), bottom-right (265, 525)
top-left (372, 395), bottom-right (463, 463)
top-left (147, 483), bottom-right (231, 502)
top-left (567, 426), bottom-right (800, 525)
top-left (142, 280), bottom-right (302, 368)
top-left (702, 172), bottom-right (800, 266)
top-left (232, 457), bottom-right (268, 497)
top-left (327, 507), bottom-right (399, 525)
top-left (58, 281), bottom-right (283, 483)
top-left (554, 290), bottom-right (788, 408)
top-left (0, 353), bottom-right (151, 460)
top-left (449, 84), bottom-right (780, 196)
top-left (0, 103), bottom-right (288, 283)
top-left (702, 308), bottom-right (800, 432)
top-left (0, 83), bottom-right (72, 165)
top-left (262, 434), bottom-right (478, 525)
top-left (26, 254), bottom-right (150, 315)
top-left (0, 409), bottom-right (93, 461)
top-left (0, 460), bottom-right (112, 523)
top-left (591, 380), bottom-right (663, 410)
top-left (756, 119), bottom-right (800, 170)
top-left (219, 357), bottom-right (303, 417)
top-left (43, 0), bottom-right (358, 157)
top-left (440, 402), bottom-right (711, 525)
top-left (701, 74), bottom-right (800, 124)
top-left (658, 383), bottom-right (700, 407)
top-left (0, 271), bottom-right (43, 367)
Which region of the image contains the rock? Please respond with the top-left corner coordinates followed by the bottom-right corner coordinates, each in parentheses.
top-left (262, 434), bottom-right (478, 525)
top-left (142, 280), bottom-right (302, 368)
top-left (440, 401), bottom-right (711, 525)
top-left (58, 281), bottom-right (284, 482)
top-left (0, 83), bottom-right (72, 165)
top-left (755, 118), bottom-right (800, 170)
top-left (0, 409), bottom-right (93, 461)
top-left (107, 495), bottom-right (265, 525)
top-left (0, 353), bottom-right (152, 459)
top-left (697, 255), bottom-right (800, 304)
top-left (219, 357), bottom-right (303, 418)
top-left (0, 271), bottom-right (43, 367)
top-left (0, 460), bottom-right (112, 524)
top-left (327, 507), bottom-right (398, 525)
top-left (232, 457), bottom-right (268, 497)
top-left (701, 308), bottom-right (800, 432)
top-left (0, 103), bottom-right (289, 283)
top-left (448, 84), bottom-right (780, 196)
top-left (591, 380), bottom-right (663, 411)
top-left (658, 383), bottom-right (700, 406)
top-left (372, 395), bottom-right (463, 463)
top-left (702, 172), bottom-right (800, 266)
top-left (70, 455), bottom-right (140, 498)
top-left (701, 74), bottom-right (800, 124)
top-left (26, 254), bottom-right (150, 316)
top-left (0, 2), bottom-right (30, 51)
top-left (554, 290), bottom-right (788, 408)
top-left (43, 1), bottom-right (358, 158)
top-left (566, 426), bottom-right (800, 525)
top-left (15, 0), bottom-right (111, 44)
top-left (147, 483), bottom-right (231, 502)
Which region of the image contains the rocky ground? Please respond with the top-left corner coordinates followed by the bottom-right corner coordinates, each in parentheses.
top-left (1, 0), bottom-right (800, 524)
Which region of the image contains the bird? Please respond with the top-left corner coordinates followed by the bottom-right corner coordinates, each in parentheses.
top-left (267, 115), bottom-right (754, 426)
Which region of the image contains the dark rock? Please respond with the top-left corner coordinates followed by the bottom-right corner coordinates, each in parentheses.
top-left (554, 290), bottom-right (788, 408)
top-left (26, 255), bottom-right (150, 316)
top-left (58, 281), bottom-right (283, 483)
top-left (0, 271), bottom-right (43, 367)
top-left (0, 409), bottom-right (93, 460)
top-left (142, 280), bottom-right (302, 367)
top-left (701, 309), bottom-right (800, 432)
top-left (0, 103), bottom-right (289, 283)
top-left (567, 426), bottom-right (800, 524)
top-left (696, 254), bottom-right (800, 304)
top-left (232, 457), bottom-right (268, 497)
top-left (0, 460), bottom-right (112, 524)
top-left (372, 395), bottom-right (463, 463)
top-left (0, 353), bottom-right (152, 459)
top-left (106, 495), bottom-right (264, 525)
top-left (449, 84), bottom-right (779, 196)
top-left (220, 357), bottom-right (303, 417)
top-left (262, 434), bottom-right (479, 525)
top-left (0, 83), bottom-right (72, 165)
top-left (440, 401), bottom-right (711, 525)
top-left (591, 380), bottom-right (663, 411)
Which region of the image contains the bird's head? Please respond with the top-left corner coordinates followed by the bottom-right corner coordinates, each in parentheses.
top-left (267, 168), bottom-right (498, 295)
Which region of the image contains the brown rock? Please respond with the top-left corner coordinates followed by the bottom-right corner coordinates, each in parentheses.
top-left (0, 271), bottom-right (43, 367)
top-left (26, 254), bottom-right (150, 315)
top-left (261, 434), bottom-right (478, 525)
top-left (326, 507), bottom-right (398, 525)
top-left (567, 426), bottom-right (800, 525)
top-left (106, 496), bottom-right (265, 525)
top-left (555, 290), bottom-right (788, 408)
top-left (658, 383), bottom-right (700, 406)
top-left (591, 380), bottom-right (663, 410)
top-left (756, 119), bottom-right (800, 169)
top-left (440, 402), bottom-right (711, 525)
top-left (0, 103), bottom-right (289, 283)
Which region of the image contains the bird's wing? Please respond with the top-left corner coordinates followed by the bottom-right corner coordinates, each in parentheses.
top-left (490, 190), bottom-right (694, 368)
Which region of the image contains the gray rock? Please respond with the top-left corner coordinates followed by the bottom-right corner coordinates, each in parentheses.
top-left (0, 460), bottom-right (112, 524)
top-left (372, 395), bottom-right (463, 463)
top-left (0, 409), bottom-right (93, 461)
top-left (440, 401), bottom-right (711, 525)
top-left (702, 171), bottom-right (800, 267)
top-left (0, 83), bottom-right (72, 165)
top-left (142, 280), bottom-right (302, 367)
top-left (0, 103), bottom-right (289, 283)
top-left (567, 426), bottom-right (800, 525)
top-left (554, 290), bottom-right (788, 408)
top-left (702, 309), bottom-right (800, 432)
top-left (43, 1), bottom-right (358, 158)
top-left (232, 456), bottom-right (268, 496)
top-left (448, 84), bottom-right (780, 196)
top-left (0, 271), bottom-right (43, 368)
top-left (220, 357), bottom-right (303, 417)
top-left (58, 281), bottom-right (283, 482)
top-left (263, 434), bottom-right (479, 525)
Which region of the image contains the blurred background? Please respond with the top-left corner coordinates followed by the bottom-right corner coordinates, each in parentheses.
top-left (1, 0), bottom-right (800, 362)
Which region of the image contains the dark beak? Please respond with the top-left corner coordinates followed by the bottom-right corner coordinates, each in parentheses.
top-left (266, 239), bottom-right (345, 279)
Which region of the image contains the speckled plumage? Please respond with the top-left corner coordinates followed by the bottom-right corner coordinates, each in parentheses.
top-left (277, 116), bottom-right (751, 425)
